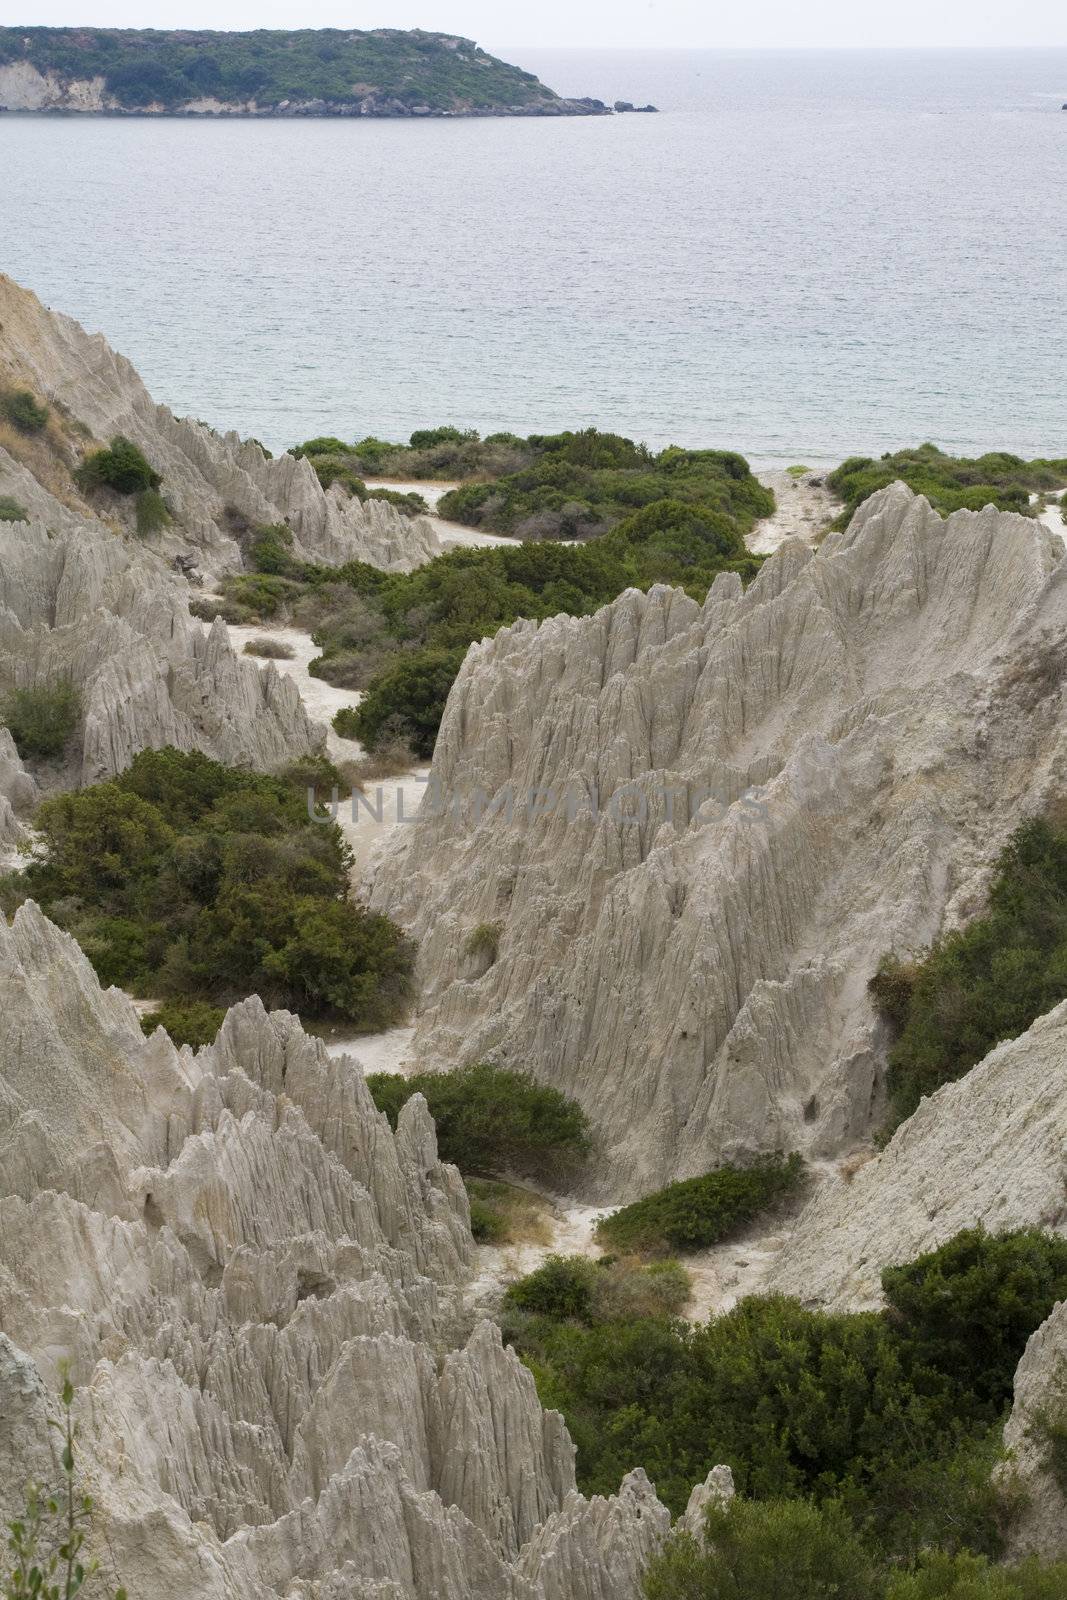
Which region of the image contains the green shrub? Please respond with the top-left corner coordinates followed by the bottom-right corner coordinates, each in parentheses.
top-left (1, 681), bottom-right (81, 760)
top-left (0, 388), bottom-right (48, 434)
top-left (349, 645), bottom-right (467, 757)
top-left (331, 706), bottom-right (362, 739)
top-left (872, 817), bottom-right (1067, 1129)
top-left (596, 1154), bottom-right (805, 1255)
top-left (367, 1061), bottom-right (590, 1179)
top-left (504, 1254), bottom-right (598, 1321)
top-left (644, 1497), bottom-right (879, 1600)
top-left (75, 435), bottom-right (162, 495)
top-left (141, 999), bottom-right (226, 1046)
top-left (885, 1550), bottom-right (1067, 1598)
top-left (882, 1227), bottom-right (1067, 1413)
top-left (13, 747), bottom-right (413, 1024)
top-left (1032, 1388), bottom-right (1067, 1496)
top-left (0, 496), bottom-right (28, 522)
top-left (135, 486), bottom-right (170, 535)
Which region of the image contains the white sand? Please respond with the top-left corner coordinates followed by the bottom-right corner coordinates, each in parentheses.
top-left (749, 470), bottom-right (839, 554)
top-left (363, 479), bottom-right (514, 549)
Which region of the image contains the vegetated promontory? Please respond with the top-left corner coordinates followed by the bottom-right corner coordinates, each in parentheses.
top-left (0, 27), bottom-right (618, 117)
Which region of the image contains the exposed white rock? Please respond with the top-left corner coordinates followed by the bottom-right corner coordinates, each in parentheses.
top-left (0, 901), bottom-right (671, 1598)
top-left (1001, 1299), bottom-right (1067, 1561)
top-left (368, 485), bottom-right (1067, 1197)
top-left (0, 513), bottom-right (322, 781)
top-left (0, 725), bottom-right (35, 849)
top-left (0, 272), bottom-right (440, 575)
top-left (765, 1001), bottom-right (1067, 1309)
top-left (679, 1465), bottom-right (735, 1540)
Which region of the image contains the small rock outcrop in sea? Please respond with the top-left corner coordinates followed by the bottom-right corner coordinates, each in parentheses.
top-left (765, 1001), bottom-right (1067, 1309)
top-left (368, 484), bottom-right (1067, 1198)
top-left (0, 900), bottom-right (674, 1599)
top-left (0, 273), bottom-right (441, 576)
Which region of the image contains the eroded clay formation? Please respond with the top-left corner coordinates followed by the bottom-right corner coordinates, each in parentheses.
top-left (369, 485), bottom-right (1067, 1198)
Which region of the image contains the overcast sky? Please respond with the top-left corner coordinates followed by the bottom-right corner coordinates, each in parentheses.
top-left (13, 0), bottom-right (1067, 50)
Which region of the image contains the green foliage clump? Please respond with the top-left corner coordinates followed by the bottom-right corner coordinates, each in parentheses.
top-left (2, 1370), bottom-right (127, 1600)
top-left (505, 1254), bottom-right (599, 1321)
top-left (882, 1227), bottom-right (1067, 1413)
top-left (367, 1061), bottom-right (590, 1180)
top-left (871, 817), bottom-right (1067, 1129)
top-left (1, 682), bottom-right (81, 760)
top-left (597, 1154), bottom-right (805, 1255)
top-left (331, 706), bottom-right (362, 739)
top-left (75, 435), bottom-right (162, 495)
top-left (464, 921), bottom-right (501, 966)
top-left (140, 998), bottom-right (226, 1046)
top-left (1031, 1387), bottom-right (1067, 1496)
top-left (828, 443), bottom-right (1067, 525)
top-left (0, 496), bottom-right (28, 522)
top-left (644, 1497), bottom-right (879, 1600)
top-left (134, 486), bottom-right (170, 535)
top-left (0, 26), bottom-right (561, 113)
top-left (13, 747), bottom-right (414, 1023)
top-left (0, 388), bottom-right (49, 434)
top-left (243, 635), bottom-right (295, 660)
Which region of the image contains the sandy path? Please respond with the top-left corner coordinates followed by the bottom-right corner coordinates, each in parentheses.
top-left (750, 470), bottom-right (839, 554)
top-left (363, 479), bottom-right (514, 549)
top-left (1034, 488), bottom-right (1067, 539)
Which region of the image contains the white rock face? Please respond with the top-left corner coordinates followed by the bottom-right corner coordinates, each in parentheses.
top-left (369, 486), bottom-right (1067, 1197)
top-left (0, 272), bottom-right (440, 574)
top-left (1001, 1299), bottom-right (1067, 1561)
top-left (0, 901), bottom-right (670, 1599)
top-left (0, 513), bottom-right (322, 781)
top-left (765, 1001), bottom-right (1067, 1309)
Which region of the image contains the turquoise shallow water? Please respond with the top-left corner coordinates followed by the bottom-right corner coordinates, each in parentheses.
top-left (0, 47), bottom-right (1064, 464)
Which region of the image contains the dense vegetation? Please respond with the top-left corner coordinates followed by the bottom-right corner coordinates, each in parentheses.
top-left (871, 817), bottom-right (1067, 1130)
top-left (0, 747), bottom-right (414, 1024)
top-left (205, 472), bottom-right (764, 754)
top-left (829, 443), bottom-right (1067, 524)
top-left (140, 999), bottom-right (226, 1047)
top-left (596, 1154), bottom-right (805, 1255)
top-left (644, 1501), bottom-right (1067, 1600)
top-left (367, 1062), bottom-right (590, 1181)
top-left (0, 27), bottom-right (561, 112)
top-left (435, 430), bottom-right (773, 541)
top-left (502, 1227), bottom-right (1067, 1563)
top-left (0, 682), bottom-right (81, 761)
top-left (0, 497), bottom-right (27, 522)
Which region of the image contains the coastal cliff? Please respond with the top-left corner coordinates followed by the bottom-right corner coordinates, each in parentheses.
top-left (0, 27), bottom-right (617, 117)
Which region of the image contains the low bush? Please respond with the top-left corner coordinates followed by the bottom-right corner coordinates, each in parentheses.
top-left (348, 645), bottom-right (467, 757)
top-left (502, 1252), bottom-right (690, 1327)
top-left (463, 1177), bottom-right (553, 1247)
top-left (244, 635), bottom-right (296, 660)
top-left (331, 705), bottom-right (362, 739)
top-left (13, 747), bottom-right (414, 1024)
top-left (141, 998), bottom-right (226, 1046)
top-left (1, 681), bottom-right (81, 760)
top-left (871, 817), bottom-right (1067, 1129)
top-left (596, 1153), bottom-right (805, 1255)
top-left (644, 1497), bottom-right (879, 1600)
top-left (134, 486), bottom-right (171, 535)
top-left (0, 496), bottom-right (28, 521)
top-left (464, 921), bottom-right (501, 965)
top-left (75, 434), bottom-right (162, 495)
top-left (366, 1061), bottom-right (590, 1180)
top-left (0, 387), bottom-right (49, 434)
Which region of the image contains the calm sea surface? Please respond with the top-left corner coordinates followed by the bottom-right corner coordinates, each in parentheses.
top-left (1, 48), bottom-right (1065, 465)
